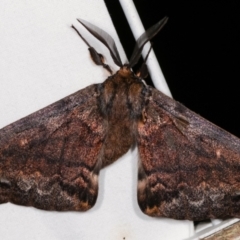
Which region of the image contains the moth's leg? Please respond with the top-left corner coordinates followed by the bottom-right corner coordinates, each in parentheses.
top-left (136, 44), bottom-right (153, 79)
top-left (71, 25), bottom-right (112, 74)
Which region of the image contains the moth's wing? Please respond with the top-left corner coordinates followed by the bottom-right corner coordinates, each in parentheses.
top-left (137, 87), bottom-right (240, 220)
top-left (0, 84), bottom-right (105, 211)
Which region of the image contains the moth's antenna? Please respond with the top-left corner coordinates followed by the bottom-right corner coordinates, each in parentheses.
top-left (71, 25), bottom-right (112, 74)
top-left (136, 43), bottom-right (153, 78)
top-left (77, 19), bottom-right (123, 67)
top-left (129, 17), bottom-right (168, 68)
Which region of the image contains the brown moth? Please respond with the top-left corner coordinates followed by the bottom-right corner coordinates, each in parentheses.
top-left (1, 17), bottom-right (240, 221)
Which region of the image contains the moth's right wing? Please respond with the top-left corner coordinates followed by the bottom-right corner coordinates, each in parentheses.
top-left (0, 84), bottom-right (105, 211)
top-left (137, 87), bottom-right (240, 220)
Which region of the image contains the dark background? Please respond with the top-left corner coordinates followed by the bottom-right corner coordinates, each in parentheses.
top-left (104, 1), bottom-right (240, 138)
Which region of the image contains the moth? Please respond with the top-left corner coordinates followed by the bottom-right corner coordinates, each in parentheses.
top-left (1, 17), bottom-right (240, 221)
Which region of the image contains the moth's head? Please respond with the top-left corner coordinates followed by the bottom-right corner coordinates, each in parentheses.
top-left (117, 64), bottom-right (133, 78)
top-left (73, 17), bottom-right (168, 78)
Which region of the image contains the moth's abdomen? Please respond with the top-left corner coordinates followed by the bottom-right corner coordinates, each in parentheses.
top-left (100, 69), bottom-right (147, 167)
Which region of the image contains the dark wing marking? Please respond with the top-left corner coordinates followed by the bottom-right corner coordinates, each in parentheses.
top-left (0, 85), bottom-right (105, 211)
top-left (137, 87), bottom-right (240, 220)
top-left (77, 19), bottom-right (123, 67)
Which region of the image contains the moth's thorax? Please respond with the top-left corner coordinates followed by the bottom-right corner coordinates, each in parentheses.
top-left (117, 65), bottom-right (133, 78)
top-left (101, 66), bottom-right (148, 119)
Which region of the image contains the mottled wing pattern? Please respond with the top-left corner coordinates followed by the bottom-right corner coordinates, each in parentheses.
top-left (0, 85), bottom-right (105, 211)
top-left (137, 87), bottom-right (240, 220)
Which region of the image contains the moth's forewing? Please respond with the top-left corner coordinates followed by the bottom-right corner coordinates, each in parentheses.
top-left (0, 85), bottom-right (104, 211)
top-left (137, 87), bottom-right (240, 220)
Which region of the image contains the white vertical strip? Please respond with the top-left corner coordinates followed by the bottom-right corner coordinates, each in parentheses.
top-left (119, 0), bottom-right (172, 97)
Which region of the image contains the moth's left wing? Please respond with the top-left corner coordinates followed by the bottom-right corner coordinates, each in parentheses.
top-left (0, 85), bottom-right (105, 211)
top-left (137, 87), bottom-right (240, 220)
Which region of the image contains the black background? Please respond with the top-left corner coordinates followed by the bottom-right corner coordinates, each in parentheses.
top-left (104, 1), bottom-right (240, 138)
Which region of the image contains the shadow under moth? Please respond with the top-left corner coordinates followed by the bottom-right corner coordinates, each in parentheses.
top-left (1, 17), bottom-right (240, 221)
